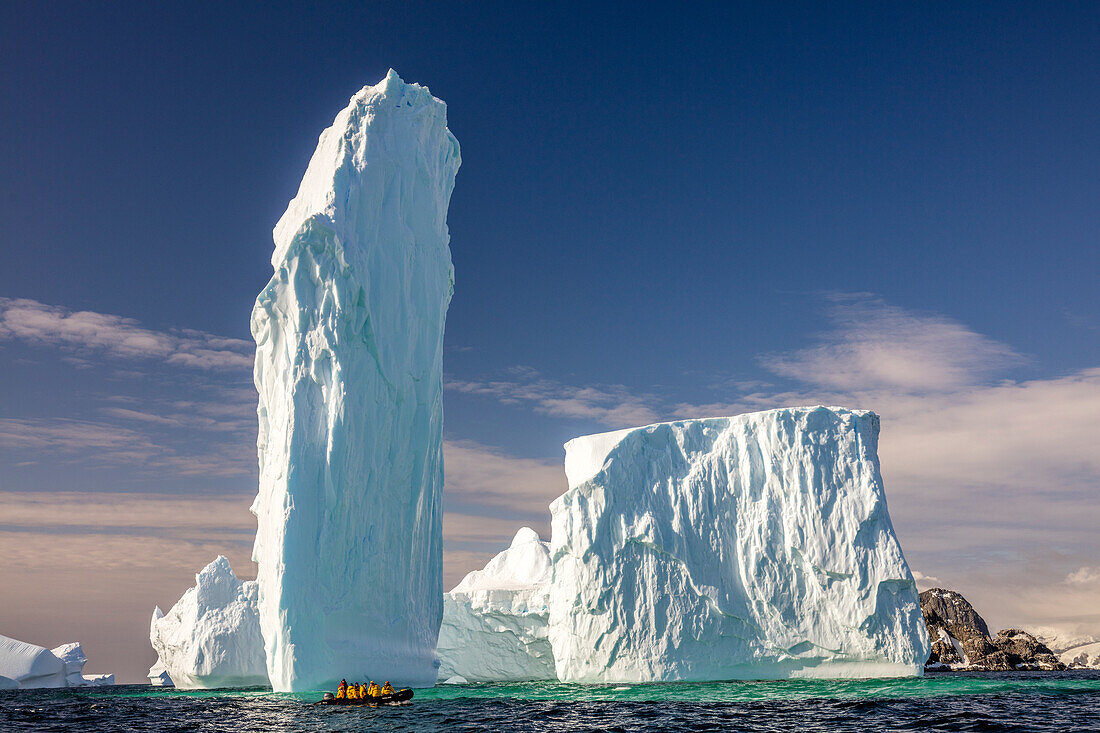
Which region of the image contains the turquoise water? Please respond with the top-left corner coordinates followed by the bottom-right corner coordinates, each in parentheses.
top-left (128, 671), bottom-right (1100, 702)
top-left (6, 672), bottom-right (1100, 731)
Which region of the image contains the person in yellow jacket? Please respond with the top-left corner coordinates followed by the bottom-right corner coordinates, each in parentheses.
top-left (366, 680), bottom-right (379, 697)
top-left (350, 682), bottom-right (361, 700)
top-left (336, 679), bottom-right (347, 699)
top-left (381, 681), bottom-right (395, 696)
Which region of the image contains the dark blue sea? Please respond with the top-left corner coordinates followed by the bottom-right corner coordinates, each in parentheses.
top-left (4, 672), bottom-right (1100, 731)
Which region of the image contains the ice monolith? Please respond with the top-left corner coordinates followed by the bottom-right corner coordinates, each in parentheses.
top-left (251, 70), bottom-right (460, 691)
top-left (549, 406), bottom-right (930, 682)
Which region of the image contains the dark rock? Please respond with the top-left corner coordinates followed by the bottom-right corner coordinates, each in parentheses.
top-left (920, 588), bottom-right (990, 638)
top-left (919, 588), bottom-right (1066, 671)
top-left (920, 588), bottom-right (991, 667)
top-left (992, 629), bottom-right (1065, 671)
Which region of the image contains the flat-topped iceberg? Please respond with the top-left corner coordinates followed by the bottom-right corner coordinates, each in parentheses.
top-left (549, 406), bottom-right (930, 682)
top-left (149, 556), bottom-right (267, 689)
top-left (437, 528), bottom-right (556, 681)
top-left (0, 635), bottom-right (66, 689)
top-left (0, 635), bottom-right (113, 689)
top-left (251, 69), bottom-right (460, 691)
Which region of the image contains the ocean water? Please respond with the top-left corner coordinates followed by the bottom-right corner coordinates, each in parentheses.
top-left (3, 672), bottom-right (1100, 732)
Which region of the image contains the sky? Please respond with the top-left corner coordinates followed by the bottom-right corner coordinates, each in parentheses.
top-left (1, 2), bottom-right (1098, 682)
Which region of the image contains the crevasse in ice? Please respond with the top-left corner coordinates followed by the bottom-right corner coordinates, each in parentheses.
top-left (250, 69), bottom-right (460, 691)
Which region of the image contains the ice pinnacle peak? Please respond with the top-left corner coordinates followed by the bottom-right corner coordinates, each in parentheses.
top-left (270, 69), bottom-right (459, 269)
top-left (511, 527), bottom-right (542, 548)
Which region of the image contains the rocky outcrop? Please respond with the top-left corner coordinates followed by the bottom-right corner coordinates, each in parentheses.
top-left (920, 588), bottom-right (1065, 671)
top-left (992, 629), bottom-right (1065, 670)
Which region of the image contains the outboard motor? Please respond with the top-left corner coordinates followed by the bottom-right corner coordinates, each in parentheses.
top-left (322, 692), bottom-right (335, 701)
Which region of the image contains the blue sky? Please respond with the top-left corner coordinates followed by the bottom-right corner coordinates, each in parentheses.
top-left (1, 2), bottom-right (1098, 681)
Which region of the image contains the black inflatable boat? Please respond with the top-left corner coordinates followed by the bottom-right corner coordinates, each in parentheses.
top-left (317, 688), bottom-right (414, 706)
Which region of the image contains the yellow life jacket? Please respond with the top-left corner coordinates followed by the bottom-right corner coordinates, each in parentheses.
top-left (336, 687), bottom-right (346, 699)
top-left (382, 683), bottom-right (394, 695)
top-left (349, 685), bottom-right (359, 699)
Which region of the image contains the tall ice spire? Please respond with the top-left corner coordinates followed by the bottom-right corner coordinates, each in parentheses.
top-left (251, 70), bottom-right (460, 691)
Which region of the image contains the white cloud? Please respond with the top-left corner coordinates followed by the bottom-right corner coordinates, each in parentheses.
top-left (1066, 567), bottom-right (1100, 587)
top-left (0, 416), bottom-right (254, 478)
top-left (762, 293), bottom-right (1024, 392)
top-left (911, 570), bottom-right (941, 589)
top-left (0, 298), bottom-right (253, 370)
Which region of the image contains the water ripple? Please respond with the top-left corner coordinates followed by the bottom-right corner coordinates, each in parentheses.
top-left (2, 672), bottom-right (1099, 732)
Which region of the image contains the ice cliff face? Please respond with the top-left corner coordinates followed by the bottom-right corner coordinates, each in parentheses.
top-left (549, 406), bottom-right (930, 682)
top-left (251, 70), bottom-right (460, 691)
top-left (437, 528), bottom-right (556, 681)
top-left (149, 556), bottom-right (268, 689)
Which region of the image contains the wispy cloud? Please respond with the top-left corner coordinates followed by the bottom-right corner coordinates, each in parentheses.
top-left (0, 414), bottom-right (255, 478)
top-left (443, 438), bottom-right (565, 520)
top-left (447, 367), bottom-right (661, 427)
top-left (1066, 567), bottom-right (1100, 587)
top-left (911, 570), bottom-right (941, 589)
top-left (761, 293), bottom-right (1025, 392)
top-left (0, 298), bottom-right (253, 370)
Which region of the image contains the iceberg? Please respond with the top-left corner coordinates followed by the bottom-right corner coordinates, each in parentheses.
top-left (437, 528), bottom-right (556, 681)
top-left (548, 406), bottom-right (930, 682)
top-left (149, 556), bottom-right (268, 689)
top-left (147, 659), bottom-right (174, 687)
top-left (0, 635), bottom-right (66, 689)
top-left (50, 642), bottom-right (113, 686)
top-left (251, 69), bottom-right (460, 691)
top-left (49, 643), bottom-right (87, 687)
top-left (0, 635), bottom-right (112, 688)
